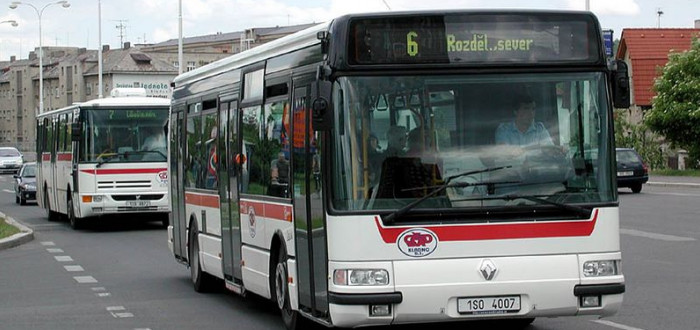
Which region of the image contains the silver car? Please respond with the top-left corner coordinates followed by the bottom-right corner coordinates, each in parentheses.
top-left (0, 147), bottom-right (23, 173)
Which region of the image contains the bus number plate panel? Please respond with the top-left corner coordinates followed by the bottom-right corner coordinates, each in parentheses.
top-left (126, 201), bottom-right (151, 207)
top-left (457, 296), bottom-right (521, 314)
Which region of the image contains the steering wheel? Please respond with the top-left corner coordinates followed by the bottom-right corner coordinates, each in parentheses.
top-left (521, 145), bottom-right (573, 182)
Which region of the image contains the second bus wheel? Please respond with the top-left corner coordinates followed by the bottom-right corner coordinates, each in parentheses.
top-left (67, 196), bottom-right (82, 229)
top-left (188, 223), bottom-right (219, 292)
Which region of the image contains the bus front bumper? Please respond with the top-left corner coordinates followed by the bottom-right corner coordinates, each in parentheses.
top-left (327, 253), bottom-right (624, 327)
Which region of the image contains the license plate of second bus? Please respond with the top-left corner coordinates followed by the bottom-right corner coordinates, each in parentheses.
top-left (457, 296), bottom-right (521, 314)
top-left (126, 201), bottom-right (150, 207)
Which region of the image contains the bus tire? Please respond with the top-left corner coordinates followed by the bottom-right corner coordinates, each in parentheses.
top-left (44, 189), bottom-right (59, 222)
top-left (188, 223), bottom-right (217, 292)
top-left (273, 245), bottom-right (301, 330)
top-left (67, 195), bottom-right (82, 230)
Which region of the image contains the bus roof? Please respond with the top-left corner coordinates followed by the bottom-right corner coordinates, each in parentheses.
top-left (37, 96), bottom-right (170, 118)
top-left (173, 21), bottom-right (329, 87)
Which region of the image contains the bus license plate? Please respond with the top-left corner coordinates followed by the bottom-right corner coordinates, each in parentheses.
top-left (617, 171), bottom-right (634, 176)
top-left (126, 201), bottom-right (151, 207)
top-left (457, 296), bottom-right (521, 314)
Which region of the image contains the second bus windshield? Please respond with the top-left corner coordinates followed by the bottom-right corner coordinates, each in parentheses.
top-left (81, 108), bottom-right (169, 163)
top-left (331, 72), bottom-right (613, 213)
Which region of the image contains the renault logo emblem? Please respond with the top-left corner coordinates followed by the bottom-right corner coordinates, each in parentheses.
top-left (479, 259), bottom-right (498, 281)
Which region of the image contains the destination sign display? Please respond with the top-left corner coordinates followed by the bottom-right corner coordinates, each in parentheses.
top-left (348, 13), bottom-right (600, 65)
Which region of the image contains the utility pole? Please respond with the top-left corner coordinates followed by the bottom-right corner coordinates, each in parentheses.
top-left (656, 8), bottom-right (664, 28)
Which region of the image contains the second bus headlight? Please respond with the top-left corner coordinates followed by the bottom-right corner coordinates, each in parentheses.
top-left (583, 260), bottom-right (620, 277)
top-left (333, 269), bottom-right (389, 286)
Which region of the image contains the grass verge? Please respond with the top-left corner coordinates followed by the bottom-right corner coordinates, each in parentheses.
top-left (651, 169), bottom-right (700, 177)
top-left (0, 216), bottom-right (20, 239)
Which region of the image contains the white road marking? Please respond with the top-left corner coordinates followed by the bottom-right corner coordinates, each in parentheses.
top-left (621, 228), bottom-right (696, 242)
top-left (40, 241), bottom-right (55, 246)
top-left (2, 189), bottom-right (14, 193)
top-left (74, 276), bottom-right (98, 283)
top-left (64, 265), bottom-right (84, 272)
top-left (107, 306), bottom-right (134, 318)
top-left (46, 248), bottom-right (64, 253)
top-left (646, 191), bottom-right (700, 197)
top-left (91, 287), bottom-right (106, 292)
top-left (54, 256), bottom-right (74, 262)
top-left (592, 319), bottom-right (646, 330)
top-left (96, 292), bottom-right (111, 297)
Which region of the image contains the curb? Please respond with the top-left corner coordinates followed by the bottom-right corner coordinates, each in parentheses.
top-left (647, 181), bottom-right (700, 189)
top-left (0, 211), bottom-right (34, 251)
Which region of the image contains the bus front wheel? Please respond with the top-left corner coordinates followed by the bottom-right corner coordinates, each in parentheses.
top-left (188, 223), bottom-right (217, 292)
top-left (273, 246), bottom-right (303, 330)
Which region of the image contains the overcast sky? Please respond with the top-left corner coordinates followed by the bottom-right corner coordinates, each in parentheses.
top-left (0, 0), bottom-right (698, 61)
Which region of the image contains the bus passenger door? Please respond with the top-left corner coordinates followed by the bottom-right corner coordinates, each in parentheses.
top-left (292, 84), bottom-right (329, 318)
top-left (170, 108), bottom-right (187, 260)
top-left (220, 98), bottom-right (243, 284)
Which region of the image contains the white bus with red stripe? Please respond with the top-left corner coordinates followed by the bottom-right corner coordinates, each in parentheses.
top-left (36, 89), bottom-right (170, 229)
top-left (168, 10), bottom-right (630, 329)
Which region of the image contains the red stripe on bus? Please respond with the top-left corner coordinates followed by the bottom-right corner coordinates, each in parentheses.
top-left (374, 209), bottom-right (599, 243)
top-left (239, 200), bottom-right (292, 222)
top-left (185, 192), bottom-right (220, 208)
top-left (57, 153), bottom-right (72, 161)
top-left (42, 154), bottom-right (51, 161)
top-left (79, 168), bottom-right (167, 175)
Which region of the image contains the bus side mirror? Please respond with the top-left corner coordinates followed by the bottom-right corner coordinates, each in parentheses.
top-left (311, 80), bottom-right (333, 131)
top-left (612, 60), bottom-right (630, 108)
top-left (71, 122), bottom-right (82, 141)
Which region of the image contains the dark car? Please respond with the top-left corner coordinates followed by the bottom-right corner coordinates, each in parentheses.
top-left (14, 162), bottom-right (36, 205)
top-left (616, 148), bottom-right (648, 193)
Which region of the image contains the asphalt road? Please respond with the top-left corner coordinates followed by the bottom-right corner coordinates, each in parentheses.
top-left (0, 174), bottom-right (697, 330)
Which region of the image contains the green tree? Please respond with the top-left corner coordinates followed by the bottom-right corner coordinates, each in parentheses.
top-left (614, 109), bottom-right (665, 169)
top-left (646, 37), bottom-right (700, 168)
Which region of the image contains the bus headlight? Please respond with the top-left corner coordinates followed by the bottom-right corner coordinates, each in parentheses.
top-left (583, 260), bottom-right (620, 277)
top-left (333, 269), bottom-right (389, 286)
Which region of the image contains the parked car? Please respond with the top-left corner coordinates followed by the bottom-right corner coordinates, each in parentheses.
top-left (14, 162), bottom-right (36, 205)
top-left (0, 147), bottom-right (23, 173)
top-left (616, 148), bottom-right (648, 193)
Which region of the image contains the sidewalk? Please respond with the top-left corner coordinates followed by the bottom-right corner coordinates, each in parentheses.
top-left (647, 175), bottom-right (700, 189)
top-left (0, 211), bottom-right (34, 251)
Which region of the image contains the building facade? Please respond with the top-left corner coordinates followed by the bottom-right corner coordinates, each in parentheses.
top-left (0, 23), bottom-right (315, 152)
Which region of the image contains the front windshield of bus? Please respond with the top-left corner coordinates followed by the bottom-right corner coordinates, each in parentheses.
top-left (81, 108), bottom-right (169, 163)
top-left (330, 73), bottom-right (613, 214)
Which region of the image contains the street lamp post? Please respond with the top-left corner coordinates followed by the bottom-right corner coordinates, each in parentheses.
top-left (9, 0), bottom-right (71, 114)
top-left (0, 20), bottom-right (19, 66)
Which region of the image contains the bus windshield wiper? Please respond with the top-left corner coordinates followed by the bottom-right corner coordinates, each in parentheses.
top-left (95, 153), bottom-right (120, 168)
top-left (501, 194), bottom-right (592, 217)
top-left (382, 165), bottom-right (512, 224)
top-left (454, 193), bottom-right (591, 217)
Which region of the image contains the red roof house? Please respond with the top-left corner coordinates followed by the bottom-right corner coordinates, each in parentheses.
top-left (616, 28), bottom-right (700, 107)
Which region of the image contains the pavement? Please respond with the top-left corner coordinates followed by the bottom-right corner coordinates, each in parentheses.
top-left (0, 175), bottom-right (697, 252)
top-left (0, 211), bottom-right (34, 251)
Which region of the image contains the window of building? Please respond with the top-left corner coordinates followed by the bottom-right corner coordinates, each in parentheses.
top-left (187, 61), bottom-right (196, 72)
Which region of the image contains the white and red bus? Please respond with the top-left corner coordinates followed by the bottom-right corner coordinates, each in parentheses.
top-left (168, 10), bottom-right (630, 328)
top-left (36, 88), bottom-right (170, 229)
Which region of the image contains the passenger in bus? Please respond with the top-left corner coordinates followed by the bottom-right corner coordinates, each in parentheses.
top-left (406, 128), bottom-right (425, 157)
top-left (495, 93), bottom-right (553, 147)
top-left (384, 125), bottom-right (407, 157)
top-left (270, 152), bottom-right (290, 197)
top-left (366, 133), bottom-right (383, 186)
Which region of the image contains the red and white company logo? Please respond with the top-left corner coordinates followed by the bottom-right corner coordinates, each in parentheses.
top-left (397, 229), bottom-right (438, 257)
top-left (248, 206), bottom-right (257, 238)
top-left (157, 171), bottom-right (168, 183)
